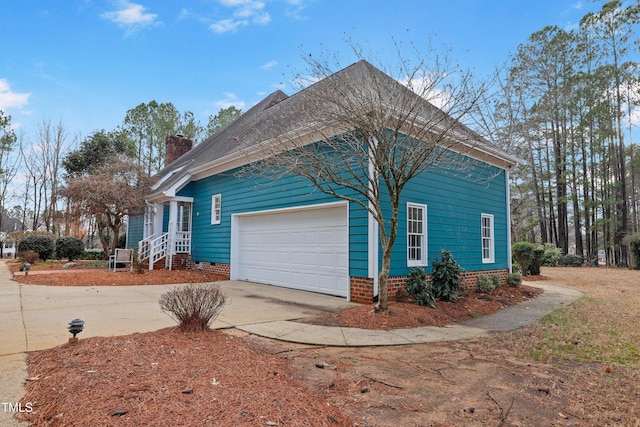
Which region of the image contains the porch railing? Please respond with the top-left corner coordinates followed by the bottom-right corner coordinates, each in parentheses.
top-left (138, 231), bottom-right (191, 270)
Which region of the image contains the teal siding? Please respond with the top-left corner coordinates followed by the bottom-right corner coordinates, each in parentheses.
top-left (126, 214), bottom-right (144, 249)
top-left (179, 169), bottom-right (369, 277)
top-left (386, 158), bottom-right (509, 276)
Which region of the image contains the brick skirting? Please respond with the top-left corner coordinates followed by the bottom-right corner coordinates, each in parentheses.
top-left (350, 268), bottom-right (510, 304)
top-left (169, 259), bottom-right (508, 305)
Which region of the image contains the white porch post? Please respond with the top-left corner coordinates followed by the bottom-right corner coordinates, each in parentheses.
top-left (167, 200), bottom-right (179, 269)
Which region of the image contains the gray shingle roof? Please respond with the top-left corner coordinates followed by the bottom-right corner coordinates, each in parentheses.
top-left (148, 60), bottom-right (517, 200)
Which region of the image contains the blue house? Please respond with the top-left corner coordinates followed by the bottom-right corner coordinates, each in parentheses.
top-left (128, 61), bottom-right (518, 304)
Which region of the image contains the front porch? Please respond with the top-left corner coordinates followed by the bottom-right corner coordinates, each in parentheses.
top-left (137, 197), bottom-right (192, 270)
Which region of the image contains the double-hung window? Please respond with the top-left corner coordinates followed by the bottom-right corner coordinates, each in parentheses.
top-left (481, 213), bottom-right (494, 263)
top-left (211, 194), bottom-right (221, 225)
top-left (407, 203), bottom-right (427, 266)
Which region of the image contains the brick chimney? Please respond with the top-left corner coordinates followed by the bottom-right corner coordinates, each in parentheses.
top-left (165, 135), bottom-right (193, 166)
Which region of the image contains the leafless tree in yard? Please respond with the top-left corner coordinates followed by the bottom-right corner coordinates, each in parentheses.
top-left (62, 158), bottom-right (155, 259)
top-left (244, 46), bottom-right (501, 313)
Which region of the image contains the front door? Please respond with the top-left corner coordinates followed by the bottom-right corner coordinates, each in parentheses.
top-left (175, 201), bottom-right (192, 253)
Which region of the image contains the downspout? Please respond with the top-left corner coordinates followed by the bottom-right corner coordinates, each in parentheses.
top-left (368, 139), bottom-right (379, 299)
top-left (506, 167), bottom-right (513, 273)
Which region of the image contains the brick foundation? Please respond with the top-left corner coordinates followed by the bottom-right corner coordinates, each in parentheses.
top-left (349, 268), bottom-right (510, 304)
top-left (186, 260), bottom-right (231, 279)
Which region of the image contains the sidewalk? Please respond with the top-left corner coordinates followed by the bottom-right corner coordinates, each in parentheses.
top-left (238, 283), bottom-right (583, 346)
top-left (0, 261), bottom-right (582, 427)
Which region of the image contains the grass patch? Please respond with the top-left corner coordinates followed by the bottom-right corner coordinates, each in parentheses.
top-left (521, 297), bottom-right (640, 366)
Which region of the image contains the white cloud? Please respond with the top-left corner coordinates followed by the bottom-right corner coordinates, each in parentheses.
top-left (102, 1), bottom-right (159, 33)
top-left (214, 93), bottom-right (246, 110)
top-left (210, 0), bottom-right (270, 33)
top-left (261, 60), bottom-right (278, 70)
top-left (0, 79), bottom-right (30, 110)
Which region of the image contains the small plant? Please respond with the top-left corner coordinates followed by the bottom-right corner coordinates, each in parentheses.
top-left (507, 272), bottom-right (522, 287)
top-left (55, 236), bottom-right (85, 261)
top-left (405, 267), bottom-right (435, 308)
top-left (159, 283), bottom-right (227, 332)
top-left (19, 250), bottom-right (39, 264)
top-left (476, 274), bottom-right (498, 293)
top-left (431, 249), bottom-right (462, 302)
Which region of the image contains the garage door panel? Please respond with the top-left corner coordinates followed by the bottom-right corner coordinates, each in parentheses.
top-left (236, 204), bottom-right (349, 297)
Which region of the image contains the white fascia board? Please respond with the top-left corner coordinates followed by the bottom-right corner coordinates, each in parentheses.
top-left (146, 173), bottom-right (192, 203)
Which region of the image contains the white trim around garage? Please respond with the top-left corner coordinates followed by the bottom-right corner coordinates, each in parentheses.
top-left (230, 201), bottom-right (350, 299)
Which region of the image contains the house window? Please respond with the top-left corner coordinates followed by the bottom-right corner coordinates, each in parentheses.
top-left (211, 194), bottom-right (221, 225)
top-left (407, 203), bottom-right (427, 266)
top-left (481, 213), bottom-right (494, 263)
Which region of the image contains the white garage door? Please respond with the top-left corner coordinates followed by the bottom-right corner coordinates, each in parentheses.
top-left (235, 204), bottom-right (349, 297)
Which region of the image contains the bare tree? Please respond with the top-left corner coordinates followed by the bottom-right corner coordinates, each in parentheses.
top-left (62, 158), bottom-right (154, 259)
top-left (245, 50), bottom-right (498, 313)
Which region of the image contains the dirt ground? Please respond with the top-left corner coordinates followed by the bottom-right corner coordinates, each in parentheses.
top-left (14, 266), bottom-right (640, 426)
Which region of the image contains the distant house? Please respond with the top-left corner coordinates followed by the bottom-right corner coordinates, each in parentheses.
top-left (127, 61), bottom-right (518, 303)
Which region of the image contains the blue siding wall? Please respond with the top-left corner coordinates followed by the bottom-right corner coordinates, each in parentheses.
top-left (386, 158), bottom-right (509, 276)
top-left (179, 169), bottom-right (369, 277)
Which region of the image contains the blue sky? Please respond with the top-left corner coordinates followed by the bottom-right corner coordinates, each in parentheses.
top-left (1, 1), bottom-right (598, 141)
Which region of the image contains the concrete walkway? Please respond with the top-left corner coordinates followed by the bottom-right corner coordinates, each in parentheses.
top-left (0, 261), bottom-right (582, 427)
top-left (238, 283), bottom-right (583, 346)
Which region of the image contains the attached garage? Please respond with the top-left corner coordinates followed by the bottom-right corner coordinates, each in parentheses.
top-left (231, 203), bottom-right (349, 298)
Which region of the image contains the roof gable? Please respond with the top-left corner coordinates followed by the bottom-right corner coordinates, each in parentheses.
top-left (148, 60), bottom-right (517, 201)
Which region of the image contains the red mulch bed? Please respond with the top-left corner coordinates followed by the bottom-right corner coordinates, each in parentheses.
top-left (301, 284), bottom-right (543, 330)
top-left (17, 328), bottom-right (354, 426)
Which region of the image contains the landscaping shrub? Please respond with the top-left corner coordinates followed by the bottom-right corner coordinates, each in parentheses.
top-left (405, 267), bottom-right (435, 308)
top-left (18, 234), bottom-right (55, 262)
top-left (507, 272), bottom-right (522, 287)
top-left (623, 232), bottom-right (640, 270)
top-left (476, 274), bottom-right (499, 293)
top-left (82, 250), bottom-right (104, 260)
top-left (431, 249), bottom-right (462, 302)
top-left (55, 236), bottom-right (85, 261)
top-left (542, 243), bottom-right (561, 266)
top-left (530, 245), bottom-right (545, 275)
top-left (512, 241), bottom-right (545, 275)
top-left (19, 250), bottom-right (39, 264)
top-left (159, 283), bottom-right (227, 332)
top-left (558, 254), bottom-right (583, 267)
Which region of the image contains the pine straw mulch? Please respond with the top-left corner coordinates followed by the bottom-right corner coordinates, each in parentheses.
top-left (12, 267), bottom-right (226, 287)
top-left (17, 328), bottom-right (354, 427)
top-left (300, 284), bottom-right (543, 330)
top-left (14, 276), bottom-right (544, 427)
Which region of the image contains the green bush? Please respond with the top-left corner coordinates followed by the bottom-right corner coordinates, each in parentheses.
top-left (542, 243), bottom-right (561, 266)
top-left (431, 249), bottom-right (462, 302)
top-left (405, 267), bottom-right (435, 308)
top-left (530, 245), bottom-right (545, 275)
top-left (507, 272), bottom-right (522, 287)
top-left (512, 241), bottom-right (545, 275)
top-left (623, 232), bottom-right (640, 270)
top-left (18, 234), bottom-right (55, 262)
top-left (558, 254), bottom-right (583, 267)
top-left (476, 274), bottom-right (500, 293)
top-left (82, 250), bottom-right (104, 260)
top-left (55, 236), bottom-right (85, 261)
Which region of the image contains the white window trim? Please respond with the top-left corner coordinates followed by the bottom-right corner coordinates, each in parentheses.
top-left (407, 202), bottom-right (428, 267)
top-left (211, 194), bottom-right (221, 225)
top-left (481, 213), bottom-right (495, 263)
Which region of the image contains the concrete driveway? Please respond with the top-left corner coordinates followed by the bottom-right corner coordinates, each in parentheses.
top-left (0, 263), bottom-right (356, 426)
